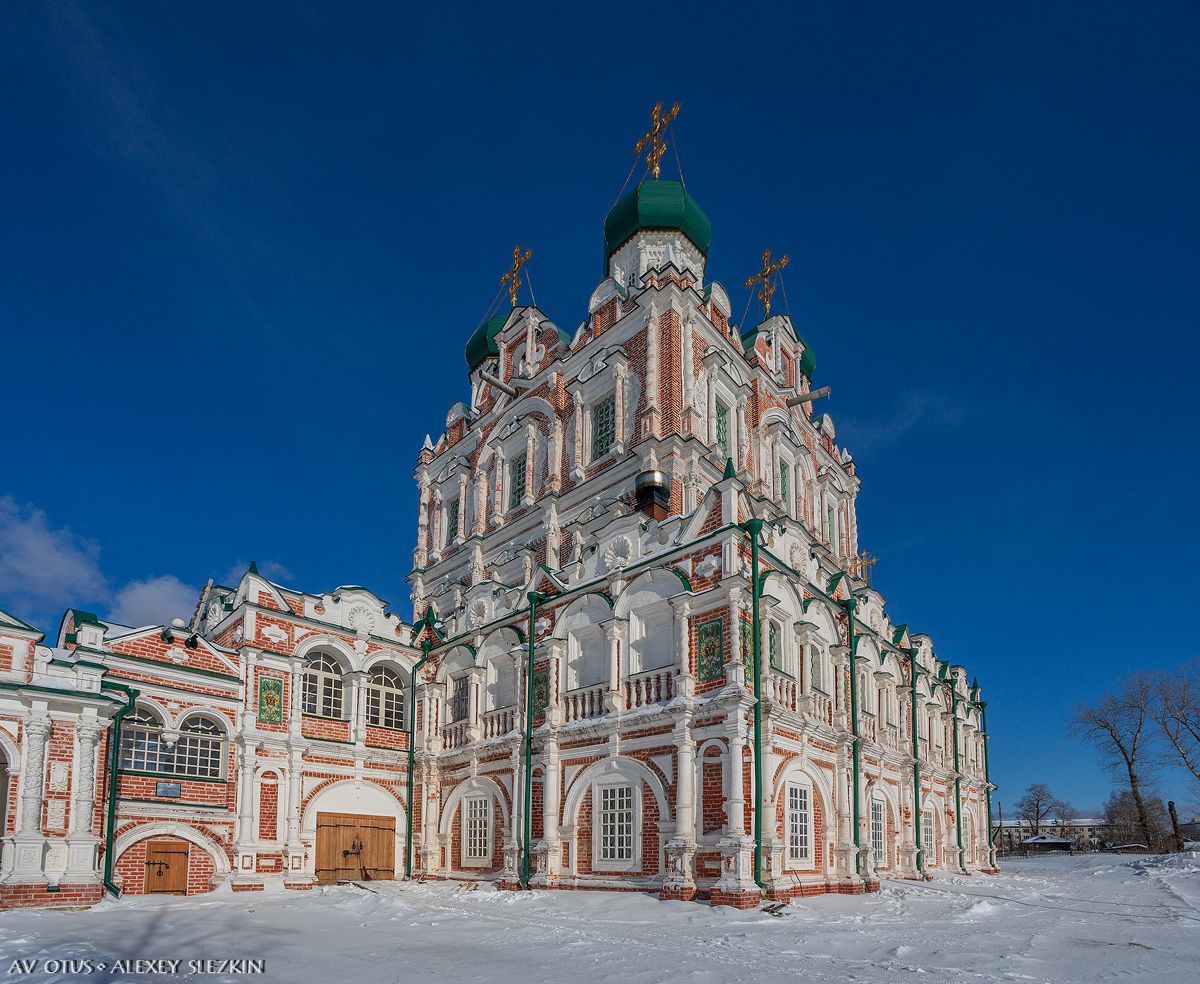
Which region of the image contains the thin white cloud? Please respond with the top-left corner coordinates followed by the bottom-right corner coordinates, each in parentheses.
top-left (839, 391), bottom-right (966, 457)
top-left (222, 560), bottom-right (294, 587)
top-left (0, 496), bottom-right (107, 623)
top-left (108, 575), bottom-right (199, 628)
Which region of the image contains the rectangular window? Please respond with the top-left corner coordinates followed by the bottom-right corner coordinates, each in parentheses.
top-left (787, 784), bottom-right (811, 863)
top-left (715, 400), bottom-right (730, 457)
top-left (465, 796), bottom-right (491, 861)
top-left (592, 394), bottom-right (616, 460)
top-left (445, 498), bottom-right (459, 543)
top-left (509, 453), bottom-right (527, 510)
top-left (599, 784), bottom-right (634, 863)
top-left (450, 676), bottom-right (470, 723)
top-left (922, 809), bottom-right (935, 864)
top-left (779, 461), bottom-right (790, 507)
top-left (768, 621), bottom-right (781, 672)
top-left (809, 647), bottom-right (823, 692)
top-left (871, 799), bottom-right (886, 868)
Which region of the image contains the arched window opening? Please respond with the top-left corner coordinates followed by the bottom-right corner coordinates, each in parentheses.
top-left (120, 709), bottom-right (167, 773)
top-left (630, 605), bottom-right (673, 675)
top-left (174, 717), bottom-right (225, 778)
top-left (303, 653), bottom-right (346, 719)
top-left (367, 665), bottom-right (406, 730)
top-left (568, 626), bottom-right (607, 690)
top-left (786, 780), bottom-right (813, 865)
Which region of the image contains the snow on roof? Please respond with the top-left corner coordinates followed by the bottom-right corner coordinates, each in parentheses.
top-left (1022, 834), bottom-right (1074, 844)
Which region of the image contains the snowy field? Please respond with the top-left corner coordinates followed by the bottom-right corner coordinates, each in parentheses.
top-left (1, 854), bottom-right (1197, 983)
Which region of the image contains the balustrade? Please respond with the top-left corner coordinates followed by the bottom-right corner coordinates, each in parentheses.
top-left (442, 720), bottom-right (471, 750)
top-left (482, 706), bottom-right (515, 738)
top-left (625, 669), bottom-right (673, 710)
top-left (563, 684), bottom-right (606, 723)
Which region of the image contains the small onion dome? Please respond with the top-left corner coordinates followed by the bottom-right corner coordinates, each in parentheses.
top-left (604, 179), bottom-right (712, 261)
top-left (465, 310), bottom-right (510, 373)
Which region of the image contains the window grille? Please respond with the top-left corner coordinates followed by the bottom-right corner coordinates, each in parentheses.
top-left (445, 498), bottom-right (459, 543)
top-left (592, 394), bottom-right (616, 460)
top-left (779, 461), bottom-right (790, 506)
top-left (465, 796), bottom-right (491, 861)
top-left (788, 784), bottom-right (811, 862)
top-left (599, 784), bottom-right (634, 863)
top-left (120, 710), bottom-right (168, 773)
top-left (367, 666), bottom-right (405, 730)
top-left (173, 718), bottom-right (224, 778)
top-left (302, 654), bottom-right (345, 718)
top-left (450, 676), bottom-right (470, 723)
top-left (715, 400), bottom-right (730, 457)
top-left (120, 711), bottom-right (224, 779)
top-left (768, 621), bottom-right (782, 671)
top-left (509, 453), bottom-right (527, 509)
top-left (922, 809), bottom-right (935, 863)
top-left (871, 799), bottom-right (886, 868)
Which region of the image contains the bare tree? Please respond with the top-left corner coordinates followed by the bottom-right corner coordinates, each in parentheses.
top-left (1073, 674), bottom-right (1158, 849)
top-left (1014, 783), bottom-right (1064, 836)
top-left (1051, 797), bottom-right (1077, 835)
top-left (1151, 665), bottom-right (1200, 786)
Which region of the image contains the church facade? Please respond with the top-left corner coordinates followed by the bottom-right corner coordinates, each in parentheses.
top-left (0, 158), bottom-right (996, 910)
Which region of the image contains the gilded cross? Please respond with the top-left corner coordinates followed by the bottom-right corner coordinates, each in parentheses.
top-left (634, 102), bottom-right (681, 181)
top-left (500, 245), bottom-right (533, 308)
top-left (744, 248), bottom-right (791, 319)
top-left (849, 551), bottom-right (878, 584)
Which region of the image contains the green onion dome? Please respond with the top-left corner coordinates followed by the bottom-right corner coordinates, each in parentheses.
top-left (465, 310), bottom-right (510, 373)
top-left (603, 179), bottom-right (712, 260)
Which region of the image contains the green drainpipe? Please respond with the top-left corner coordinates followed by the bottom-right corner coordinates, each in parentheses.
top-left (742, 519), bottom-right (765, 890)
top-left (840, 599), bottom-right (861, 874)
top-left (405, 638), bottom-right (434, 879)
top-left (949, 685), bottom-right (966, 873)
top-left (908, 649), bottom-right (924, 876)
top-left (521, 591), bottom-right (544, 888)
top-left (100, 681), bottom-right (139, 897)
top-left (980, 700), bottom-right (995, 869)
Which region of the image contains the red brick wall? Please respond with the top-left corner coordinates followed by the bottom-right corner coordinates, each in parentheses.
top-left (115, 835), bottom-right (217, 896)
top-left (258, 774), bottom-right (278, 841)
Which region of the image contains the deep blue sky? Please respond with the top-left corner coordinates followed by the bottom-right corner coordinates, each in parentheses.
top-left (3, 2), bottom-right (1198, 813)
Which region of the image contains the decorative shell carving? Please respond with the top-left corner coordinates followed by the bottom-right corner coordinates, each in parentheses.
top-left (603, 536), bottom-right (634, 572)
top-left (346, 605), bottom-right (376, 636)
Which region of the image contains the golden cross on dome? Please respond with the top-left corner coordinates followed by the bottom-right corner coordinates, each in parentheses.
top-left (744, 248), bottom-right (791, 319)
top-left (634, 101), bottom-right (681, 181)
top-left (500, 245), bottom-right (533, 308)
top-left (849, 550), bottom-right (878, 584)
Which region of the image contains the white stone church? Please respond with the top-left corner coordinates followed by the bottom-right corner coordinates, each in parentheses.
top-left (0, 147), bottom-right (995, 909)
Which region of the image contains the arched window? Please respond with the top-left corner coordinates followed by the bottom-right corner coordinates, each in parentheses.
top-left (630, 605), bottom-right (673, 674)
top-left (568, 626), bottom-right (607, 690)
top-left (870, 797), bottom-right (886, 869)
top-left (487, 658), bottom-right (516, 710)
top-left (303, 653), bottom-right (345, 719)
top-left (120, 708), bottom-right (168, 773)
top-left (786, 778), bottom-right (814, 865)
top-left (366, 665), bottom-right (406, 730)
top-left (174, 716), bottom-right (225, 778)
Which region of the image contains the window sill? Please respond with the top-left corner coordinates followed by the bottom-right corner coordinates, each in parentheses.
top-left (302, 713), bottom-right (349, 723)
top-left (119, 769), bottom-right (227, 784)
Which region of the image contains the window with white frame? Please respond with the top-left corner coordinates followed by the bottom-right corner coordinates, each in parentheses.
top-left (768, 620), bottom-right (782, 672)
top-left (871, 798), bottom-right (886, 869)
top-left (120, 709), bottom-right (168, 773)
top-left (302, 653), bottom-right (345, 719)
top-left (715, 399), bottom-right (731, 458)
top-left (922, 808), bottom-right (935, 863)
top-left (173, 717), bottom-right (225, 778)
top-left (366, 665), bottom-right (405, 730)
top-left (568, 626), bottom-right (607, 690)
top-left (591, 393), bottom-right (616, 460)
top-left (450, 675), bottom-right (470, 723)
top-left (508, 451), bottom-right (527, 509)
top-left (597, 783), bottom-right (635, 867)
top-left (463, 795), bottom-right (491, 863)
top-left (809, 646), bottom-right (825, 693)
top-left (787, 782), bottom-right (812, 864)
top-left (630, 605), bottom-right (673, 674)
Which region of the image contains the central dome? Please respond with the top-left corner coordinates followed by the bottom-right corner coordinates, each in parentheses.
top-left (603, 180), bottom-right (712, 260)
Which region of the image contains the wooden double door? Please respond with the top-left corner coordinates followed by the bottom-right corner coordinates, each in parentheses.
top-left (315, 812), bottom-right (396, 884)
top-left (144, 839), bottom-right (190, 895)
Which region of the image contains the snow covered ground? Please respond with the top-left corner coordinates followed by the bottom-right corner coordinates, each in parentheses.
top-left (1, 854), bottom-right (1198, 983)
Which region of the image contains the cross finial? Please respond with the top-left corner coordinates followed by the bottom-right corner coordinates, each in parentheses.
top-left (634, 101), bottom-right (681, 181)
top-left (848, 550), bottom-right (878, 584)
top-left (500, 245), bottom-right (533, 308)
top-left (744, 248), bottom-right (791, 319)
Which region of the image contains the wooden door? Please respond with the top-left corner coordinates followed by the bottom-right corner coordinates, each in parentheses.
top-left (315, 812), bottom-right (396, 884)
top-left (144, 839), bottom-right (189, 895)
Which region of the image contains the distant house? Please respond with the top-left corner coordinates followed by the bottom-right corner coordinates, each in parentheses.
top-left (992, 818), bottom-right (1106, 853)
top-left (1021, 834), bottom-right (1073, 853)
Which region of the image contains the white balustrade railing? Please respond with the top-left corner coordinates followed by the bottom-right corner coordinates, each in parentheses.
top-left (862, 712), bottom-right (878, 743)
top-left (482, 706), bottom-right (515, 738)
top-left (563, 684), bottom-right (606, 723)
top-left (442, 720), bottom-right (471, 750)
top-left (625, 669), bottom-right (673, 710)
top-left (811, 691), bottom-right (833, 725)
top-left (767, 673), bottom-right (798, 712)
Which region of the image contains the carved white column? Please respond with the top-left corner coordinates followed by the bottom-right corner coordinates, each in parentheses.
top-left (234, 739), bottom-right (258, 854)
top-left (64, 719), bottom-right (102, 881)
top-left (414, 469), bottom-right (431, 569)
top-left (737, 396), bottom-right (749, 473)
top-left (348, 670), bottom-right (367, 745)
top-left (643, 310), bottom-right (659, 438)
top-left (288, 657), bottom-right (304, 739)
top-left (549, 417), bottom-right (563, 492)
top-left (19, 717), bottom-right (50, 835)
top-left (571, 391), bottom-right (584, 478)
top-left (523, 422), bottom-right (537, 505)
top-left (614, 362), bottom-right (628, 452)
top-left (603, 622), bottom-right (626, 714)
top-left (681, 316), bottom-right (696, 436)
top-left (473, 469), bottom-right (488, 535)
top-left (672, 598), bottom-right (694, 696)
top-left (492, 448), bottom-right (506, 526)
top-left (429, 488), bottom-right (444, 561)
top-left (456, 472), bottom-right (469, 542)
top-left (706, 368), bottom-right (718, 446)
